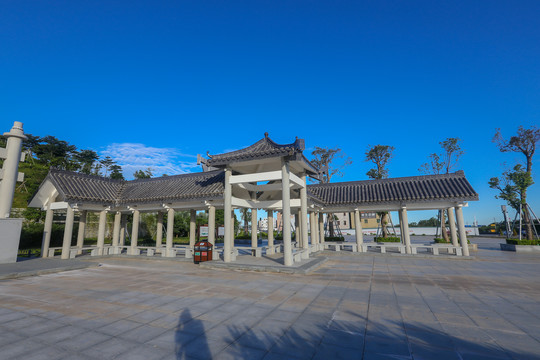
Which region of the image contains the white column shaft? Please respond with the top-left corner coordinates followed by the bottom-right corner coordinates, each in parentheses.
top-left (0, 122), bottom-right (25, 218)
top-left (319, 213), bottom-right (325, 244)
top-left (223, 169), bottom-right (232, 262)
top-left (400, 208), bottom-right (412, 254)
top-left (166, 208), bottom-right (174, 251)
top-left (300, 174), bottom-right (309, 250)
top-left (189, 209), bottom-right (196, 247)
top-left (267, 210), bottom-right (274, 249)
top-left (41, 207), bottom-right (54, 258)
top-left (61, 206), bottom-right (75, 259)
top-left (97, 210), bottom-right (108, 255)
top-left (208, 206), bottom-right (216, 245)
top-left (447, 207), bottom-right (459, 247)
top-left (112, 211), bottom-right (121, 247)
top-left (354, 210), bottom-right (363, 250)
top-left (76, 210), bottom-right (87, 254)
top-left (282, 160), bottom-right (293, 266)
top-left (131, 210), bottom-right (140, 251)
top-left (455, 206), bottom-right (470, 256)
top-left (156, 211), bottom-right (164, 248)
top-left (119, 214), bottom-right (126, 247)
top-left (251, 208), bottom-right (258, 247)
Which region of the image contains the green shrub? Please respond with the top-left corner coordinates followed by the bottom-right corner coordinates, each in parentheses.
top-left (506, 238), bottom-right (540, 245)
top-left (325, 236), bottom-right (345, 242)
top-left (433, 238), bottom-right (450, 243)
top-left (375, 236), bottom-right (401, 243)
top-left (235, 233), bottom-right (251, 240)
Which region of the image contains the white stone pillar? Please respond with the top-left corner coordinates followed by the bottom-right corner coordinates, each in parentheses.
top-left (119, 214), bottom-right (127, 247)
top-left (251, 208), bottom-right (258, 248)
top-left (400, 208), bottom-right (412, 254)
top-left (354, 210), bottom-right (363, 252)
top-left (267, 210), bottom-right (274, 254)
top-left (76, 210), bottom-right (87, 254)
top-left (224, 168), bottom-right (232, 262)
top-left (0, 122), bottom-right (26, 218)
top-left (309, 212), bottom-right (317, 250)
top-left (294, 212), bottom-right (300, 247)
top-left (41, 207), bottom-right (54, 258)
top-left (112, 211), bottom-right (121, 247)
top-left (319, 212), bottom-right (325, 247)
top-left (313, 212), bottom-right (320, 247)
top-left (97, 209), bottom-right (108, 256)
top-left (282, 160), bottom-right (293, 266)
top-left (130, 210), bottom-right (140, 255)
top-left (189, 209), bottom-right (196, 248)
top-left (447, 207), bottom-right (459, 247)
top-left (61, 205), bottom-right (75, 259)
top-left (208, 205), bottom-right (216, 245)
top-left (455, 205), bottom-right (470, 256)
top-left (300, 174), bottom-right (309, 252)
top-left (166, 208), bottom-right (174, 255)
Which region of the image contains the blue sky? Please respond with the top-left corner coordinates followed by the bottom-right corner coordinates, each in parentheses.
top-left (1, 1), bottom-right (539, 225)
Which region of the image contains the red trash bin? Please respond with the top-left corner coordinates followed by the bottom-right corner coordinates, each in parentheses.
top-left (194, 241), bottom-right (213, 264)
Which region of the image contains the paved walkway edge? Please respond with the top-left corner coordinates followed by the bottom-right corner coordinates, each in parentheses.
top-left (0, 262), bottom-right (100, 280)
top-left (199, 256), bottom-right (328, 274)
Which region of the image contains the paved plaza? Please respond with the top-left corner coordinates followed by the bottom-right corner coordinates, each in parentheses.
top-left (1, 237), bottom-right (540, 360)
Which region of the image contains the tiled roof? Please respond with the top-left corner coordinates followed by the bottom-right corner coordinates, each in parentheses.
top-left (119, 171), bottom-right (224, 204)
top-left (42, 169), bottom-right (224, 205)
top-left (36, 169), bottom-right (477, 208)
top-left (45, 169), bottom-right (124, 204)
top-left (206, 134), bottom-right (308, 167)
top-left (307, 171), bottom-right (478, 206)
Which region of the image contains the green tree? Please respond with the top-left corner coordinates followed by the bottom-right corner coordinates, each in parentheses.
top-left (492, 126), bottom-right (539, 240)
top-left (100, 156), bottom-right (114, 176)
top-left (419, 137), bottom-right (464, 242)
top-left (365, 144), bottom-right (395, 238)
top-left (310, 146), bottom-right (352, 183)
top-left (74, 149), bottom-right (99, 174)
top-left (110, 164), bottom-right (124, 180)
top-left (133, 168), bottom-right (153, 179)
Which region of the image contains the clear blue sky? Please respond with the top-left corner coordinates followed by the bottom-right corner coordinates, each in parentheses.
top-left (1, 1), bottom-right (539, 225)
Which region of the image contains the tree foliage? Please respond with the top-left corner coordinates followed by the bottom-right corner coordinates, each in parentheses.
top-left (365, 144), bottom-right (394, 179)
top-left (133, 168), bottom-right (153, 179)
top-left (491, 126), bottom-right (539, 240)
top-left (420, 137), bottom-right (464, 175)
top-left (310, 146), bottom-right (352, 183)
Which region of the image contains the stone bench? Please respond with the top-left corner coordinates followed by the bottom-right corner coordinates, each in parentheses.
top-left (324, 243), bottom-right (358, 252)
top-left (292, 248), bottom-right (309, 262)
top-left (411, 244), bottom-right (462, 256)
top-left (264, 244), bottom-right (282, 255)
top-left (361, 243), bottom-right (406, 254)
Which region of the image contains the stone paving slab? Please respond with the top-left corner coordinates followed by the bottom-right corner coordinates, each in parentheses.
top-left (0, 237), bottom-right (539, 359)
top-left (0, 258), bottom-right (99, 280)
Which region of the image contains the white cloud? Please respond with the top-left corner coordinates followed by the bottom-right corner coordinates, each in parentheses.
top-left (101, 143), bottom-right (199, 179)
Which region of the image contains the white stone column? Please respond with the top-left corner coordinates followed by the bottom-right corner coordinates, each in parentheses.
top-left (156, 211), bottom-right (164, 251)
top-left (97, 209), bottom-right (108, 256)
top-left (76, 210), bottom-right (87, 255)
top-left (130, 210), bottom-right (140, 255)
top-left (189, 209), bottom-right (196, 248)
top-left (300, 174), bottom-right (309, 252)
top-left (41, 207), bottom-right (54, 258)
top-left (354, 210), bottom-right (363, 252)
top-left (309, 212), bottom-right (316, 250)
top-left (267, 210), bottom-right (274, 254)
top-left (224, 168), bottom-right (233, 262)
top-left (111, 211), bottom-right (121, 254)
top-left (208, 205), bottom-right (216, 245)
top-left (455, 205), bottom-right (470, 256)
top-left (295, 212), bottom-right (300, 247)
top-left (319, 212), bottom-right (325, 248)
top-left (447, 207), bottom-right (459, 247)
top-left (313, 212), bottom-right (320, 247)
top-left (400, 208), bottom-right (412, 254)
top-left (0, 122), bottom-right (26, 218)
top-left (166, 208), bottom-right (174, 256)
top-left (61, 205), bottom-right (75, 259)
top-left (251, 208), bottom-right (258, 248)
top-left (112, 211), bottom-right (121, 246)
top-left (282, 160), bottom-right (293, 266)
top-left (119, 214), bottom-right (127, 247)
